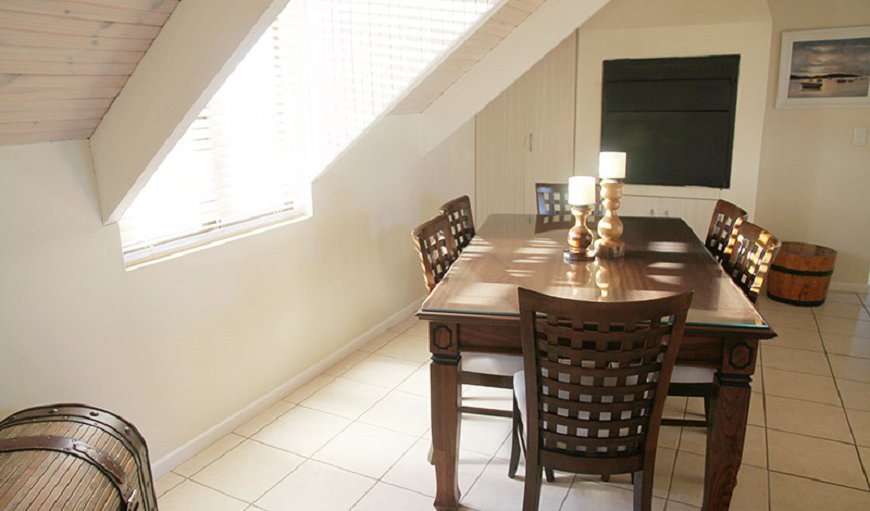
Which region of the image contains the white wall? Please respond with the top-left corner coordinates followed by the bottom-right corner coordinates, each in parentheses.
top-left (0, 116), bottom-right (474, 467)
top-left (756, 0), bottom-right (870, 289)
top-left (574, 0), bottom-right (772, 216)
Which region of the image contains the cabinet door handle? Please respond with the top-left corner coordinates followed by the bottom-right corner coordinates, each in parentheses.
top-left (649, 209), bottom-right (655, 216)
top-left (525, 132), bottom-right (533, 152)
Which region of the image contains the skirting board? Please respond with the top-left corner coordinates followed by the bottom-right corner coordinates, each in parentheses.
top-left (151, 295), bottom-right (426, 477)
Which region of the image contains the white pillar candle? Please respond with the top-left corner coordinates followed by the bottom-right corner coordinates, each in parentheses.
top-left (568, 175), bottom-right (596, 206)
top-left (599, 151), bottom-right (627, 179)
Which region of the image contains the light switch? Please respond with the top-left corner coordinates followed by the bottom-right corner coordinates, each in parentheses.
top-left (852, 127), bottom-right (868, 146)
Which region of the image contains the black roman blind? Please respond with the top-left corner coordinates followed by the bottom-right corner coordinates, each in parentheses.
top-left (601, 55), bottom-right (740, 188)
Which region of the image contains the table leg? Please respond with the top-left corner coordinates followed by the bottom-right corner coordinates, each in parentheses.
top-left (702, 339), bottom-right (757, 511)
top-left (430, 322), bottom-right (461, 511)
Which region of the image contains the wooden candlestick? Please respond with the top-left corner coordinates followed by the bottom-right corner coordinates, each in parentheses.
top-left (563, 205), bottom-right (596, 262)
top-left (596, 179), bottom-right (625, 258)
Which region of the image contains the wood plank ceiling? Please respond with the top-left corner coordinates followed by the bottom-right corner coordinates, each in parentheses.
top-left (0, 0), bottom-right (545, 146)
top-left (0, 0), bottom-right (179, 146)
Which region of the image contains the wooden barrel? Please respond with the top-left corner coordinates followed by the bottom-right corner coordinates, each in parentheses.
top-left (767, 242), bottom-right (837, 306)
top-left (0, 404), bottom-right (158, 511)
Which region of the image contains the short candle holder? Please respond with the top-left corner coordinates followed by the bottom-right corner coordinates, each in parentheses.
top-left (563, 205), bottom-right (596, 262)
top-left (595, 179), bottom-right (625, 258)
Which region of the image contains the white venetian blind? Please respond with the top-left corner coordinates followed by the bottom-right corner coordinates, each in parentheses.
top-left (119, 0), bottom-right (498, 267)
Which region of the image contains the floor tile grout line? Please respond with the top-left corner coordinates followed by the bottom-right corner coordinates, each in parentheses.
top-left (763, 426), bottom-right (861, 446)
top-left (765, 468), bottom-right (870, 493)
top-left (662, 397), bottom-right (689, 503)
top-left (759, 343), bottom-right (772, 511)
top-left (759, 362), bottom-right (833, 379)
top-left (159, 310), bottom-right (869, 508)
top-left (762, 389), bottom-right (844, 408)
top-left (456, 452), bottom-right (497, 508)
top-left (178, 321), bottom-right (436, 508)
top-left (203, 392), bottom-right (434, 505)
top-left (174, 433), bottom-right (247, 479)
top-left (171, 477), bottom-right (251, 506)
top-left (810, 300), bottom-right (870, 491)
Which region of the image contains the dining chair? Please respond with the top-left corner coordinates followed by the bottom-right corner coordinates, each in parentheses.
top-left (411, 215), bottom-right (523, 420)
top-left (704, 199), bottom-right (748, 264)
top-left (723, 221), bottom-right (782, 304)
top-left (440, 195), bottom-right (475, 251)
top-left (411, 214), bottom-right (459, 292)
top-left (535, 183), bottom-right (570, 216)
top-left (666, 221), bottom-right (780, 428)
top-left (509, 288), bottom-right (692, 511)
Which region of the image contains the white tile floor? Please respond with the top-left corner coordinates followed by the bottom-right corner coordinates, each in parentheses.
top-left (156, 291), bottom-right (870, 510)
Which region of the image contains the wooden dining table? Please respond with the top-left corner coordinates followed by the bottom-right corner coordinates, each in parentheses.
top-left (417, 214), bottom-right (776, 511)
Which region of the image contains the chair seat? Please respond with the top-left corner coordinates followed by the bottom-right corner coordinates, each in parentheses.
top-left (670, 365), bottom-right (715, 384)
top-left (463, 353), bottom-right (524, 376)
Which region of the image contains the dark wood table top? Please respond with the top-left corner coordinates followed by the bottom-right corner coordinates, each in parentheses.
top-left (421, 214), bottom-right (769, 331)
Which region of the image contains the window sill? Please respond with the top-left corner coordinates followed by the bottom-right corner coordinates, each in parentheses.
top-left (123, 209), bottom-right (311, 271)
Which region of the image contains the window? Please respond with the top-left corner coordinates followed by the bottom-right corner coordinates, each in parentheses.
top-left (119, 0), bottom-right (498, 268)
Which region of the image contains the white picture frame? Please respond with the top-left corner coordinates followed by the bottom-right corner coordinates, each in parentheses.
top-left (776, 26), bottom-right (870, 108)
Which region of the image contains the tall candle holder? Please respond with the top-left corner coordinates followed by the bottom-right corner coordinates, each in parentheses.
top-left (595, 152), bottom-right (627, 259)
top-left (563, 175), bottom-right (597, 262)
top-left (563, 205), bottom-right (596, 262)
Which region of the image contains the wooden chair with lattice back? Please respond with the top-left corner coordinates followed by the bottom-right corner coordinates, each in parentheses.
top-left (411, 214), bottom-right (459, 292)
top-left (509, 288), bottom-right (693, 511)
top-left (411, 214), bottom-right (523, 421)
top-left (535, 183), bottom-right (571, 216)
top-left (666, 220), bottom-right (780, 428)
top-left (724, 221), bottom-right (781, 304)
top-left (440, 195), bottom-right (475, 251)
top-left (704, 199), bottom-right (748, 263)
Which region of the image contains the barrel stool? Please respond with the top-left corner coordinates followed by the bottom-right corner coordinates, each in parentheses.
top-left (0, 404), bottom-right (158, 510)
top-left (767, 242), bottom-right (837, 307)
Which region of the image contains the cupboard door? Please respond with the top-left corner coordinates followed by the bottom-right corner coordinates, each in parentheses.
top-left (475, 82), bottom-right (529, 222)
top-left (475, 33), bottom-right (576, 220)
top-left (681, 198), bottom-right (717, 240)
top-left (620, 195), bottom-right (659, 217)
top-left (523, 32), bottom-right (577, 213)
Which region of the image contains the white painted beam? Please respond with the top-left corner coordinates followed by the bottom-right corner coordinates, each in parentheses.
top-left (420, 0), bottom-right (610, 154)
top-left (90, 0), bottom-right (289, 223)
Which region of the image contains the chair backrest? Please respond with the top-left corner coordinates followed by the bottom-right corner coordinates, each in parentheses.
top-left (705, 199), bottom-right (747, 263)
top-left (723, 221), bottom-right (781, 304)
top-left (517, 288), bottom-right (692, 478)
top-left (412, 214), bottom-right (459, 293)
top-left (439, 195), bottom-right (475, 251)
top-left (535, 183), bottom-right (571, 216)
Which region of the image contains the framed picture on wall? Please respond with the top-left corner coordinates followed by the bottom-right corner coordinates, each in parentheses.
top-left (776, 26), bottom-right (870, 108)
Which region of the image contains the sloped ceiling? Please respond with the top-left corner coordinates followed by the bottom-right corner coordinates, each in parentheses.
top-left (1, 0), bottom-right (543, 147)
top-left (0, 0), bottom-right (180, 146)
top-left (391, 0), bottom-right (547, 115)
top-left (1, 0), bottom-right (610, 221)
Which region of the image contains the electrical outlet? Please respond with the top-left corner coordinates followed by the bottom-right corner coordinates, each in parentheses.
top-left (852, 127), bottom-right (868, 147)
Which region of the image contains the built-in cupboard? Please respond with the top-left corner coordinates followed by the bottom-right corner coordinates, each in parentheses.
top-left (474, 30), bottom-right (736, 241)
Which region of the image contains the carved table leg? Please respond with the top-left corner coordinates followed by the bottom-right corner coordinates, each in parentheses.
top-left (703, 339), bottom-right (758, 511)
top-left (430, 322), bottom-right (461, 511)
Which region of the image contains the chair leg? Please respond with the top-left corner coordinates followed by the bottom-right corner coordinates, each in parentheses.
top-left (545, 467), bottom-right (555, 483)
top-left (509, 398), bottom-right (522, 479)
top-left (703, 394), bottom-right (712, 426)
top-left (522, 461), bottom-right (543, 511)
top-left (632, 469), bottom-right (654, 511)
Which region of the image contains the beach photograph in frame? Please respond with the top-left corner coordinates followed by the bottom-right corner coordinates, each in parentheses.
top-left (776, 26), bottom-right (870, 108)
